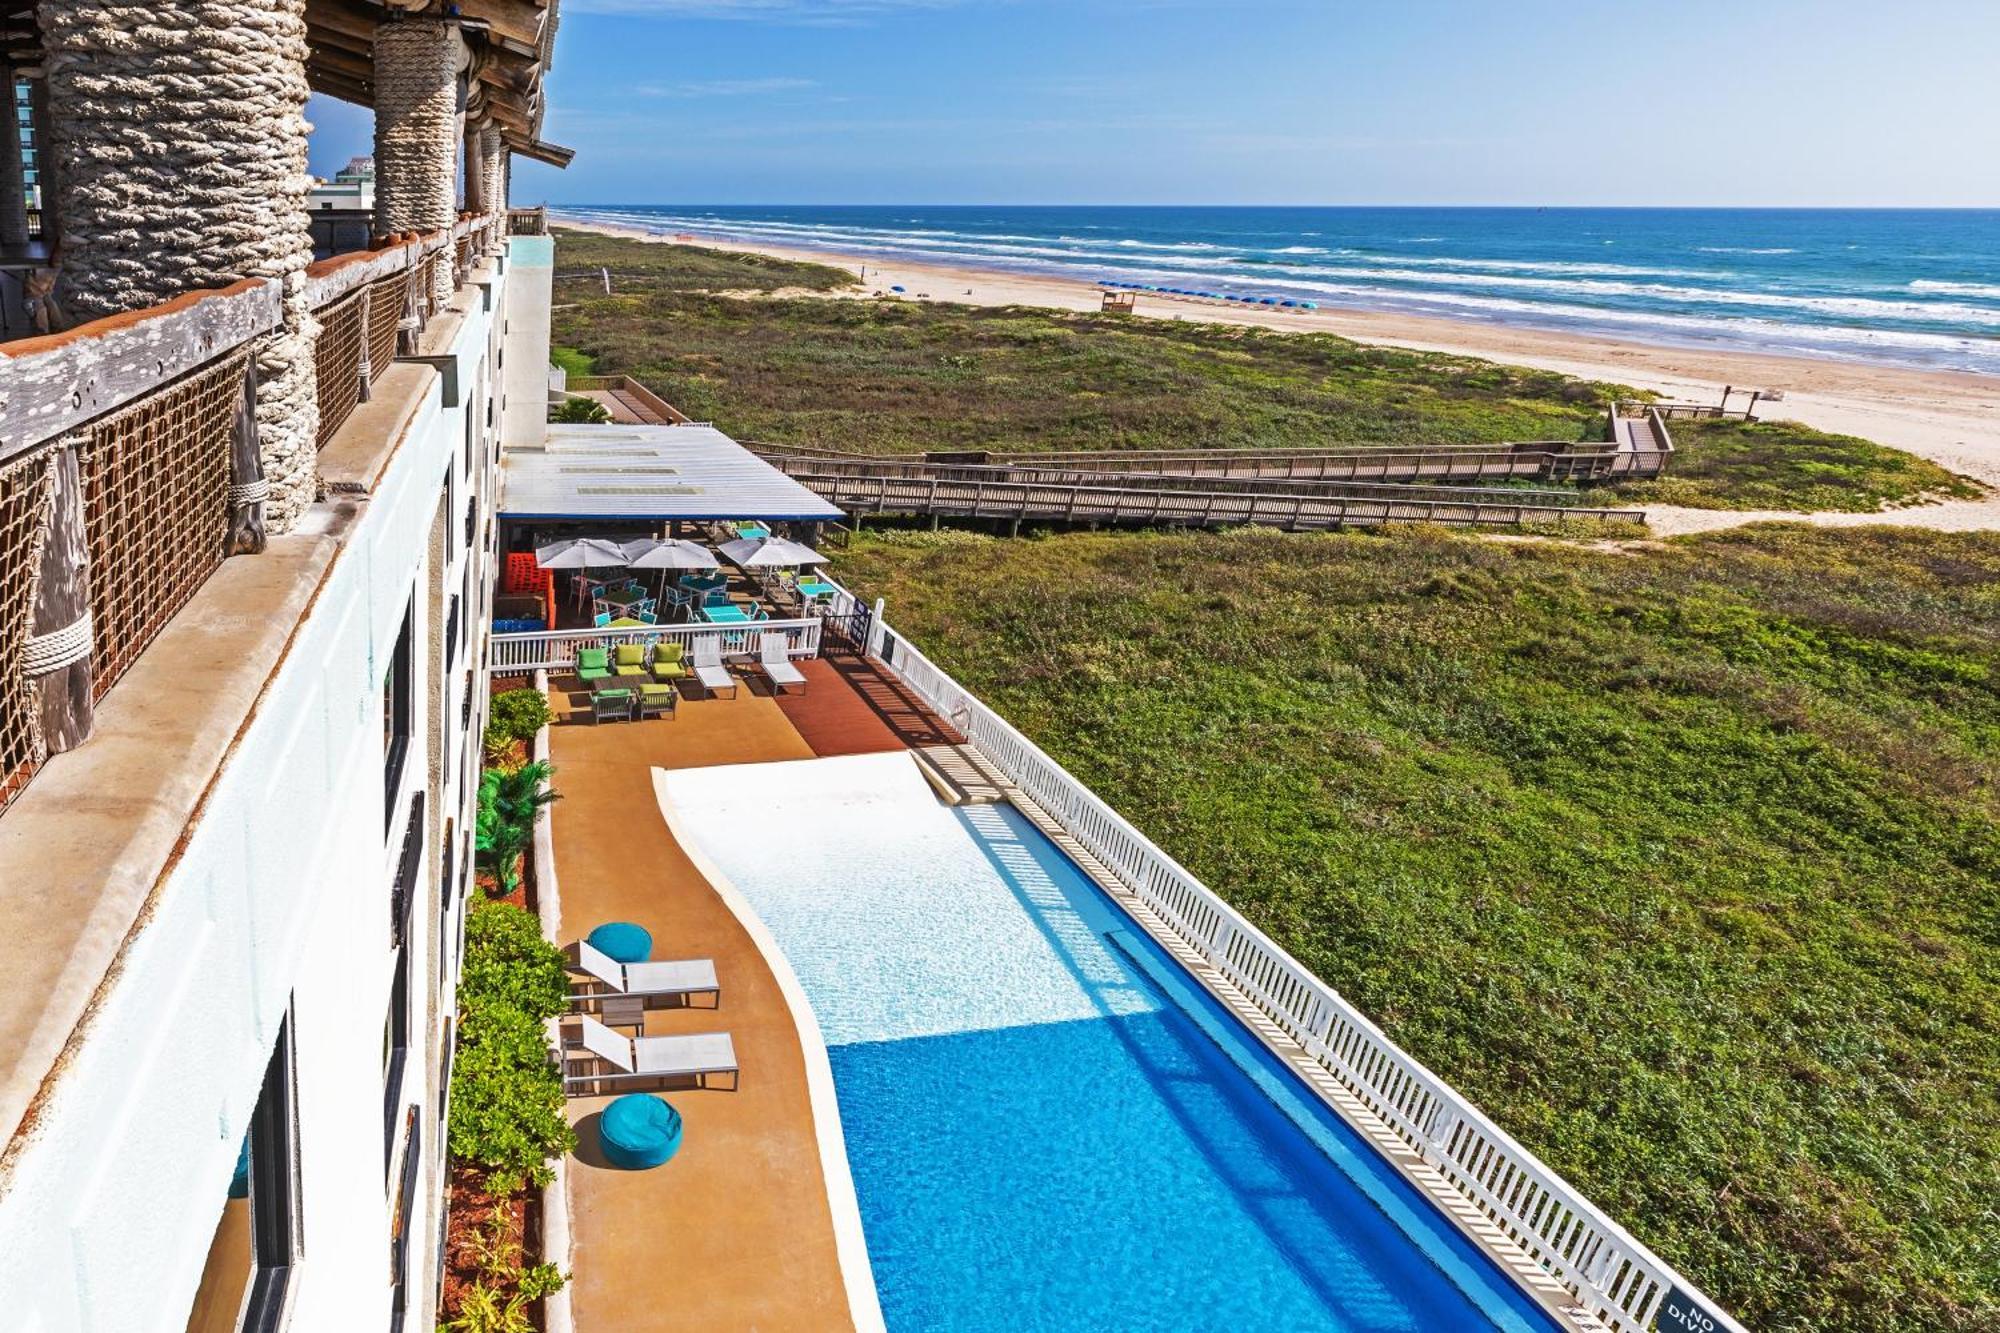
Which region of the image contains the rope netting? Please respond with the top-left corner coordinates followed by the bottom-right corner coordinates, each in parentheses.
top-left (314, 286), bottom-right (366, 448)
top-left (366, 271), bottom-right (405, 379)
top-left (82, 355), bottom-right (242, 698)
top-left (0, 449), bottom-right (54, 812)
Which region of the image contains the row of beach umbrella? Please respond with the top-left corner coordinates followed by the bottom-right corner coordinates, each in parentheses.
top-left (534, 535), bottom-right (828, 572)
top-left (1101, 279), bottom-right (1319, 311)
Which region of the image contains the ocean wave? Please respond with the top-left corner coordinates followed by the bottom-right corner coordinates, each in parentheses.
top-left (1270, 246), bottom-right (1327, 255)
top-left (1697, 246), bottom-right (1797, 255)
top-left (1910, 279), bottom-right (2000, 300)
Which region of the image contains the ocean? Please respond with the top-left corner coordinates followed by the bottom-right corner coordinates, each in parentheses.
top-left (554, 205), bottom-right (2000, 376)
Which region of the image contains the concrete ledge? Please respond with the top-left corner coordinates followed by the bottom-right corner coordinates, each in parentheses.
top-left (0, 299), bottom-right (459, 1166)
top-left (0, 529), bottom-right (339, 1165)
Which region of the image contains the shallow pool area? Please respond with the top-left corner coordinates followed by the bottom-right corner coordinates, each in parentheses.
top-left (661, 751), bottom-right (1561, 1333)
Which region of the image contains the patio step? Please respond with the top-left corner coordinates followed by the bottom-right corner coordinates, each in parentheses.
top-left (913, 744), bottom-right (1006, 805)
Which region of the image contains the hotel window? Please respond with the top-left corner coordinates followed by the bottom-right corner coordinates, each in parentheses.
top-left (383, 943), bottom-right (411, 1174)
top-left (388, 1108), bottom-right (423, 1331)
top-left (186, 1015), bottom-right (301, 1333)
top-left (382, 599), bottom-right (415, 833)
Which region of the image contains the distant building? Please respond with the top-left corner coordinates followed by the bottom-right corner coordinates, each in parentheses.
top-left (308, 156), bottom-right (377, 257)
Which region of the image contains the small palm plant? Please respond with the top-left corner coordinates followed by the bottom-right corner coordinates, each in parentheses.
top-left (474, 761), bottom-right (560, 897)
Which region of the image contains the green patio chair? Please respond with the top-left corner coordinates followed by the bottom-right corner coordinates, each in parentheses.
top-left (637, 680), bottom-right (677, 721)
top-left (576, 647), bottom-right (612, 685)
top-left (650, 641), bottom-right (689, 682)
top-left (613, 643), bottom-right (650, 678)
top-left (592, 687), bottom-right (634, 724)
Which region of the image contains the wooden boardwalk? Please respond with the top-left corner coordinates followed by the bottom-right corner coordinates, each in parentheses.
top-left (780, 468), bottom-right (1645, 531)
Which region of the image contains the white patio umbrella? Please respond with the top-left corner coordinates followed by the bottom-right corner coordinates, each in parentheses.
top-left (625, 537), bottom-right (723, 605)
top-left (534, 537), bottom-right (630, 570)
top-left (718, 535), bottom-right (827, 568)
top-left (622, 538), bottom-right (719, 571)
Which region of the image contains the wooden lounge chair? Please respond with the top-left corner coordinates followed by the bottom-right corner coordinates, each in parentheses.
top-left (565, 1016), bottom-right (739, 1094)
top-left (690, 638), bottom-right (737, 699)
top-left (754, 633), bottom-right (806, 695)
top-left (569, 940), bottom-right (717, 1008)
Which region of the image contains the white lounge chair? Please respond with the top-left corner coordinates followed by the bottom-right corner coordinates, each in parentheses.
top-left (569, 940), bottom-right (720, 1010)
top-left (755, 633), bottom-right (806, 695)
top-left (565, 1016), bottom-right (740, 1094)
top-left (690, 637), bottom-right (738, 699)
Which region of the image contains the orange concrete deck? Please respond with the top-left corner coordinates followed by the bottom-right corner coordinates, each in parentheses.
top-left (547, 655), bottom-right (957, 1330)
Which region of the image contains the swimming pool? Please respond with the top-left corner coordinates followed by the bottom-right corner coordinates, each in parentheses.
top-left (661, 751), bottom-right (1561, 1333)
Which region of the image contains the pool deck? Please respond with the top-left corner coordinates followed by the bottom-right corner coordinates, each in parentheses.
top-left (545, 651), bottom-right (952, 1330)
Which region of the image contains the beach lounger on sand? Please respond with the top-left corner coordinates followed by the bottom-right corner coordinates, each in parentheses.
top-left (755, 633), bottom-right (806, 695)
top-left (690, 638), bottom-right (738, 698)
top-left (569, 940), bottom-right (719, 1008)
top-left (565, 1016), bottom-right (739, 1094)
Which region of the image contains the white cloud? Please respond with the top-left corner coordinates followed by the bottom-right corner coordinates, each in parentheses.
top-left (636, 76), bottom-right (820, 98)
top-left (568, 0), bottom-right (963, 19)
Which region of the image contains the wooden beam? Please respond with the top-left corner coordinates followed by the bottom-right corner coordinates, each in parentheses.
top-left (0, 281), bottom-right (282, 464)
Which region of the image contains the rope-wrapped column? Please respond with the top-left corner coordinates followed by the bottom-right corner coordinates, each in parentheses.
top-left (38, 0), bottom-right (318, 533)
top-left (0, 63), bottom-right (29, 251)
top-left (374, 18), bottom-right (459, 315)
top-left (480, 129), bottom-right (506, 217)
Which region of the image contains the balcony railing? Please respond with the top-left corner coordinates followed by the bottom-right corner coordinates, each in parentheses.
top-left (507, 206), bottom-right (548, 236)
top-left (0, 215), bottom-right (503, 815)
top-left (488, 618), bottom-right (824, 674)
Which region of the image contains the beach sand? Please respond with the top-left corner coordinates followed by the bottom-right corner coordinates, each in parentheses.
top-left (557, 217), bottom-right (1999, 488)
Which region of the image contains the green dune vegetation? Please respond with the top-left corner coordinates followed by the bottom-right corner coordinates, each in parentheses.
top-left (835, 524), bottom-right (2000, 1333)
top-left (547, 229), bottom-right (1977, 514)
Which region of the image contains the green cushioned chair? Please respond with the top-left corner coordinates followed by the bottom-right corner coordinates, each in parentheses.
top-left (613, 643), bottom-right (650, 678)
top-left (637, 680), bottom-right (677, 720)
top-left (592, 687), bottom-right (634, 724)
top-left (650, 642), bottom-right (688, 681)
top-left (576, 647), bottom-right (611, 685)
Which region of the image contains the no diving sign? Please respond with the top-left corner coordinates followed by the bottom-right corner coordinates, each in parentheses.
top-left (1656, 1286), bottom-right (1731, 1333)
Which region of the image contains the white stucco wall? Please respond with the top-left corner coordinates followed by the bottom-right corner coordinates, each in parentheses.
top-left (0, 260), bottom-right (509, 1331)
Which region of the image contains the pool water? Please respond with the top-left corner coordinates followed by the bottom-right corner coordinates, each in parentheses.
top-left (662, 752), bottom-right (1560, 1333)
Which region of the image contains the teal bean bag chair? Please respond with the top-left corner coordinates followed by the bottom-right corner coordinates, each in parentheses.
top-left (587, 921), bottom-right (652, 963)
top-left (600, 1094), bottom-right (683, 1170)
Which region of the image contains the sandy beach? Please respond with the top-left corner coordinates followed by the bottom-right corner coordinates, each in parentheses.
top-left (557, 216), bottom-right (2000, 489)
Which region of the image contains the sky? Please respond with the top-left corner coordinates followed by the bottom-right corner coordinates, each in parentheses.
top-left (309, 0), bottom-right (2000, 207)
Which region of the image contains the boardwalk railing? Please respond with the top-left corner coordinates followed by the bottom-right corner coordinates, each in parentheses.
top-left (757, 449), bottom-right (1597, 508)
top-left (861, 614), bottom-right (1744, 1333)
top-left (488, 618), bottom-right (823, 674)
top-left (788, 470), bottom-right (1645, 531)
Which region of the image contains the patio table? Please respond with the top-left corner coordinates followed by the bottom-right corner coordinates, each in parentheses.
top-left (606, 617), bottom-right (649, 629)
top-left (596, 587), bottom-right (647, 615)
top-left (700, 603), bottom-right (752, 624)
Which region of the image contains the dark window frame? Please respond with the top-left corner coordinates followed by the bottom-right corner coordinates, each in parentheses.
top-left (383, 942), bottom-right (411, 1174)
top-left (389, 1107), bottom-right (423, 1330)
top-left (241, 1014), bottom-right (301, 1333)
top-left (382, 599), bottom-right (415, 834)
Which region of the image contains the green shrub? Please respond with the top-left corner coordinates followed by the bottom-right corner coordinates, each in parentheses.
top-left (484, 688), bottom-right (554, 754)
top-left (550, 396), bottom-right (611, 424)
top-left (461, 902), bottom-right (569, 1022)
top-left (447, 903), bottom-right (575, 1186)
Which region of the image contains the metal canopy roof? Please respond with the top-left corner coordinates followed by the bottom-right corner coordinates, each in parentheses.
top-left (501, 423), bottom-right (845, 523)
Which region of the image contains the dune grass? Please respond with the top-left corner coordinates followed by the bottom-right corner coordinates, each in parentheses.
top-left (1604, 418), bottom-right (1983, 512)
top-left (835, 522), bottom-right (2000, 1333)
